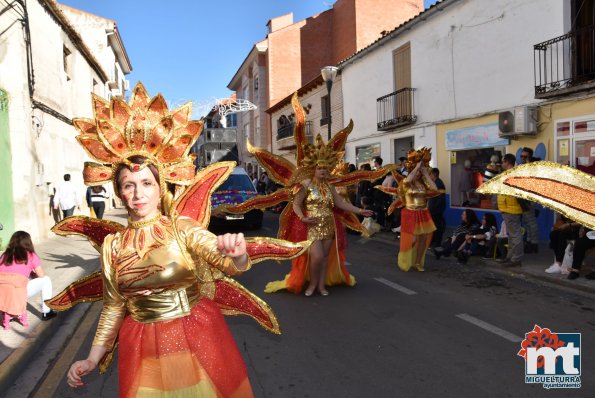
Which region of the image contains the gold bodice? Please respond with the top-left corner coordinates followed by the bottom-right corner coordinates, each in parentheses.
top-left (92, 216), bottom-right (250, 350)
top-left (303, 181), bottom-right (335, 240)
top-left (403, 181), bottom-right (428, 209)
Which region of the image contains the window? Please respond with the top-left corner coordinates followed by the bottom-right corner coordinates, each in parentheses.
top-left (555, 116), bottom-right (595, 175)
top-left (92, 79), bottom-right (100, 95)
top-left (63, 46), bottom-right (72, 81)
top-left (355, 143), bottom-right (381, 169)
top-left (254, 77), bottom-right (259, 101)
top-left (320, 95), bottom-right (329, 126)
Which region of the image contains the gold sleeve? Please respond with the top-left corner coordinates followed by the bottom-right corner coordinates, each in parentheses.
top-left (92, 234), bottom-right (126, 350)
top-left (177, 217), bottom-right (252, 276)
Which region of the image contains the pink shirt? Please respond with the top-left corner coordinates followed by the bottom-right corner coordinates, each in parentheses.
top-left (0, 252), bottom-right (39, 277)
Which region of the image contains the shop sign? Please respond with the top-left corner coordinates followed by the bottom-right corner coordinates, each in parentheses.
top-left (445, 123), bottom-right (509, 150)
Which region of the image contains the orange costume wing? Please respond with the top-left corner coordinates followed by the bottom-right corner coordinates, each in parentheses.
top-left (476, 161), bottom-right (595, 230)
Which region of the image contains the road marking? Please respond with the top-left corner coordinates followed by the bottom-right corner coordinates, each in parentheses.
top-left (374, 277), bottom-right (417, 295)
top-left (344, 261), bottom-right (352, 266)
top-left (262, 226), bottom-right (272, 232)
top-left (456, 313), bottom-right (523, 343)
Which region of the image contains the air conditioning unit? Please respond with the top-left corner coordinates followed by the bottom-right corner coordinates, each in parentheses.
top-left (123, 80), bottom-right (130, 90)
top-left (205, 128), bottom-right (237, 143)
top-left (111, 88), bottom-right (122, 97)
top-left (498, 106), bottom-right (538, 137)
top-left (107, 80), bottom-right (118, 89)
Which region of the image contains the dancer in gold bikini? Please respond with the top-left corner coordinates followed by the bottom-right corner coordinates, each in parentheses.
top-left (216, 93), bottom-right (389, 296)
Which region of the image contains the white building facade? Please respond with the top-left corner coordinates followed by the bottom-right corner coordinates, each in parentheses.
top-left (339, 0), bottom-right (576, 237)
top-left (0, 0), bottom-right (131, 245)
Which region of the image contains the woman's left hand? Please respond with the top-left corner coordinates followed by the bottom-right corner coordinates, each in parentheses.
top-left (217, 233), bottom-right (247, 258)
top-left (360, 209), bottom-right (374, 217)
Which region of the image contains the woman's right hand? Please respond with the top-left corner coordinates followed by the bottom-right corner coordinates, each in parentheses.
top-left (301, 217), bottom-right (317, 225)
top-left (67, 359), bottom-right (97, 388)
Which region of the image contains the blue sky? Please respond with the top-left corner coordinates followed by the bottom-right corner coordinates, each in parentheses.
top-left (60, 0), bottom-right (438, 115)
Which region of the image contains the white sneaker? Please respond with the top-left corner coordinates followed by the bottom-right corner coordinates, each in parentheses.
top-left (545, 263), bottom-right (562, 274)
top-left (391, 226), bottom-right (401, 233)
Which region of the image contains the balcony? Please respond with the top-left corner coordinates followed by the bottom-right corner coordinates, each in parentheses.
top-left (276, 121), bottom-right (312, 141)
top-left (377, 88), bottom-right (416, 131)
top-left (534, 26), bottom-right (595, 98)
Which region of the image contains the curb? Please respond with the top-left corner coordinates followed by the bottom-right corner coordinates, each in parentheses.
top-left (366, 232), bottom-right (595, 297)
top-left (0, 298), bottom-right (93, 392)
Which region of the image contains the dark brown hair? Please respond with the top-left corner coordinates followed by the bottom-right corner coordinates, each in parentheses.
top-left (0, 231), bottom-right (35, 265)
top-left (114, 155), bottom-right (160, 197)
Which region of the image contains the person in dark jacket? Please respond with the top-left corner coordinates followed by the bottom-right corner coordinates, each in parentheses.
top-left (428, 168), bottom-right (446, 247)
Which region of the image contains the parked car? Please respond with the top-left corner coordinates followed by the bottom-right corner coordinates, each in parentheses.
top-left (210, 167), bottom-right (263, 230)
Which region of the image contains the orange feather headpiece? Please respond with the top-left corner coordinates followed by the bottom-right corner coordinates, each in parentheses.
top-left (73, 82), bottom-right (203, 197)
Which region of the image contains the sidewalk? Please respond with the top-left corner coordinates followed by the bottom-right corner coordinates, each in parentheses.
top-left (372, 229), bottom-right (595, 297)
top-left (0, 209), bottom-right (128, 391)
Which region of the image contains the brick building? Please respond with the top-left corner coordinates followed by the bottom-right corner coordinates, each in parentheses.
top-left (228, 0), bottom-right (423, 171)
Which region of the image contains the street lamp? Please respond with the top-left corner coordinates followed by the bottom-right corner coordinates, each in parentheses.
top-left (321, 66), bottom-right (338, 140)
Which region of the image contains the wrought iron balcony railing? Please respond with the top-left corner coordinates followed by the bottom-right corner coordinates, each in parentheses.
top-left (377, 88), bottom-right (416, 131)
top-left (276, 120), bottom-right (312, 141)
top-left (534, 25), bottom-right (595, 97)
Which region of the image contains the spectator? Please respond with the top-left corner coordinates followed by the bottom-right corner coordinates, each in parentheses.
top-left (459, 160), bottom-right (474, 207)
top-left (545, 215), bottom-right (580, 274)
top-left (371, 157), bottom-right (389, 230)
top-left (47, 182), bottom-right (62, 223)
top-left (355, 163), bottom-right (373, 208)
top-left (397, 156), bottom-right (409, 177)
top-left (496, 154), bottom-right (524, 267)
top-left (360, 196), bottom-right (381, 236)
top-left (458, 213), bottom-right (499, 263)
top-left (520, 147), bottom-right (539, 253)
top-left (567, 228), bottom-right (595, 280)
top-left (0, 231), bottom-right (57, 330)
top-left (89, 185), bottom-right (109, 219)
top-left (257, 173), bottom-right (268, 194)
top-left (428, 168), bottom-right (446, 247)
top-left (251, 173), bottom-right (258, 189)
top-left (495, 220), bottom-right (508, 260)
top-left (483, 154), bottom-right (501, 183)
top-left (432, 209), bottom-right (480, 259)
top-left (53, 174), bottom-right (81, 218)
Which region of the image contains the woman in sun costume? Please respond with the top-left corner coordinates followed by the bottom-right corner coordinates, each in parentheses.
top-left (216, 93), bottom-right (389, 295)
top-left (46, 83), bottom-right (310, 397)
top-left (376, 148), bottom-right (443, 272)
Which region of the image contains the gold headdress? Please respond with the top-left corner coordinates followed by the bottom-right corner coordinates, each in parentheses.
top-left (73, 82), bottom-right (203, 197)
top-left (300, 134), bottom-right (343, 171)
top-left (404, 147), bottom-right (432, 172)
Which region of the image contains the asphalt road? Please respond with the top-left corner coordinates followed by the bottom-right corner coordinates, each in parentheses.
top-left (14, 211), bottom-right (595, 397)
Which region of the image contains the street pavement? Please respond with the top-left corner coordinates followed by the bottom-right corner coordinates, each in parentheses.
top-left (0, 210), bottom-right (595, 397)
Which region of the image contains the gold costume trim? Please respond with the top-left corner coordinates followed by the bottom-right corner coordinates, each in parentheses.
top-left (128, 213), bottom-right (163, 229)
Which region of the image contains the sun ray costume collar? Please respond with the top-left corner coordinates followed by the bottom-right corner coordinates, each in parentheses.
top-left (74, 82), bottom-right (203, 197)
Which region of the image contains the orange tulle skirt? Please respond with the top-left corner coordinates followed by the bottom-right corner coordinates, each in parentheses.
top-left (265, 223), bottom-right (355, 294)
top-left (398, 208), bottom-right (436, 272)
top-left (118, 298), bottom-right (253, 398)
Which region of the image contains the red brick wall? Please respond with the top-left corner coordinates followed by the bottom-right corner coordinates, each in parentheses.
top-left (299, 11), bottom-right (334, 85)
top-left (267, 20), bottom-right (307, 107)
